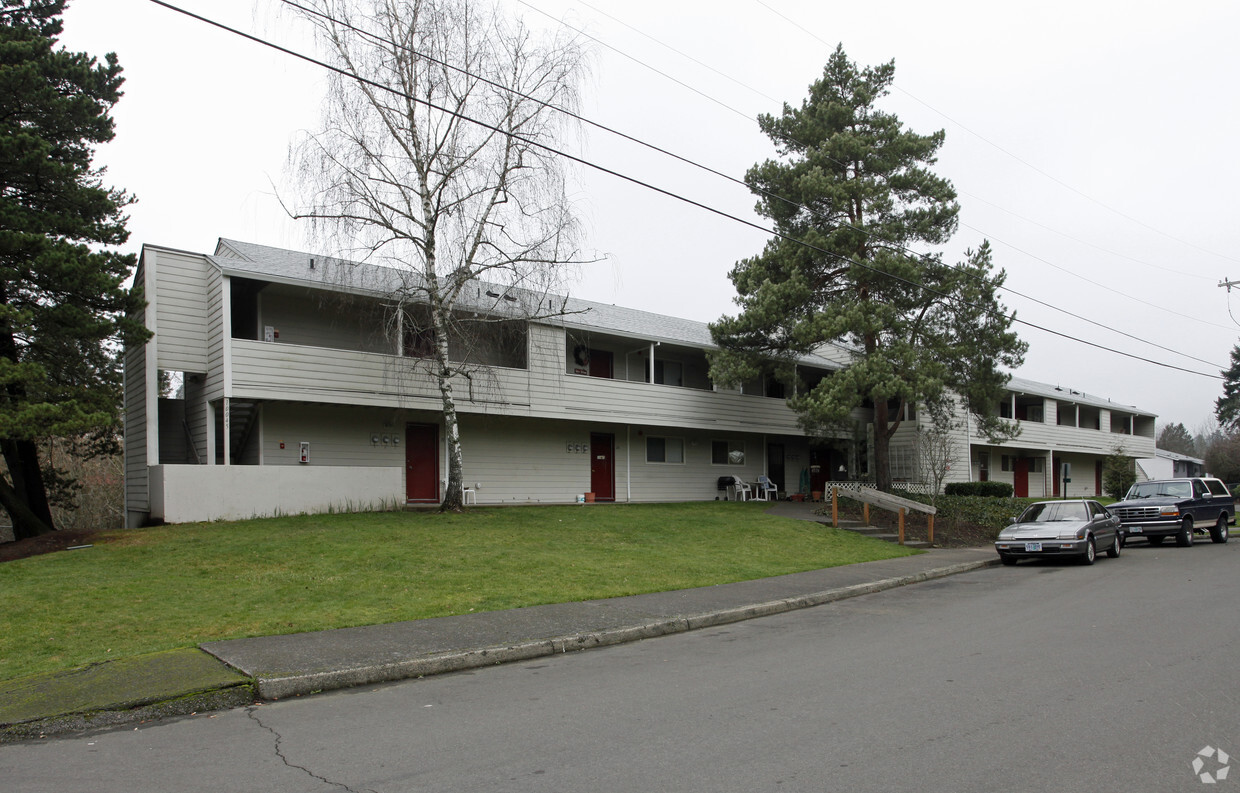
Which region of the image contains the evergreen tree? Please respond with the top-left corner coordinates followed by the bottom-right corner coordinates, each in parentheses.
top-left (1102, 448), bottom-right (1137, 499)
top-left (1203, 432), bottom-right (1240, 483)
top-left (709, 46), bottom-right (1025, 491)
top-left (0, 0), bottom-right (146, 539)
top-left (1156, 421), bottom-right (1196, 456)
top-left (1215, 345), bottom-right (1240, 432)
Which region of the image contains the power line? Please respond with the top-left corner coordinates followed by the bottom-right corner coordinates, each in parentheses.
top-left (751, 0), bottom-right (1240, 267)
top-left (516, 0), bottom-right (1229, 353)
top-left (958, 188), bottom-right (1214, 283)
top-left (142, 0), bottom-right (1225, 381)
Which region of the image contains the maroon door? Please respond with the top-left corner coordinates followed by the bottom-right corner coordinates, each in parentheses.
top-left (1052, 455), bottom-right (1061, 497)
top-left (1095, 460), bottom-right (1104, 496)
top-left (590, 433), bottom-right (615, 501)
top-left (588, 350), bottom-right (613, 379)
top-left (405, 423), bottom-right (439, 502)
top-left (1013, 458), bottom-right (1029, 498)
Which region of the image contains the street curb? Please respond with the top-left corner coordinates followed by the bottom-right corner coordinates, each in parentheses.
top-left (0, 683), bottom-right (255, 744)
top-left (254, 557), bottom-right (998, 700)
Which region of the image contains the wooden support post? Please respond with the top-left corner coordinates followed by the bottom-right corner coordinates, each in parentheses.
top-left (831, 487), bottom-right (839, 527)
top-left (898, 507), bottom-right (905, 545)
top-left (928, 514), bottom-right (934, 545)
top-left (863, 502), bottom-right (870, 525)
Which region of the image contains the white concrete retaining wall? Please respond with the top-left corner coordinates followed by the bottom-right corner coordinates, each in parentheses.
top-left (150, 464), bottom-right (403, 523)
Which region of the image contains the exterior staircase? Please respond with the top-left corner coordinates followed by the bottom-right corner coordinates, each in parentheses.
top-left (762, 500), bottom-right (933, 549)
top-left (832, 517), bottom-right (933, 549)
top-left (212, 399), bottom-right (261, 464)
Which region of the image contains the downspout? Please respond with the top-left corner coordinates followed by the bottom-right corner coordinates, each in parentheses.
top-left (626, 425), bottom-right (632, 503)
top-left (966, 409), bottom-right (973, 482)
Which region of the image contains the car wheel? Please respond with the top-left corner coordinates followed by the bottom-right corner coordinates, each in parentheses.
top-left (999, 554), bottom-right (1018, 566)
top-left (1211, 514), bottom-right (1230, 544)
top-left (1177, 516), bottom-right (1194, 547)
top-left (1147, 536), bottom-right (1164, 546)
top-left (1106, 534), bottom-right (1121, 558)
top-left (1081, 536), bottom-right (1096, 565)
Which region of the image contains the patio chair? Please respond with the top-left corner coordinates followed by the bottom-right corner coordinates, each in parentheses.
top-left (730, 478), bottom-right (753, 502)
top-left (754, 476), bottom-right (778, 501)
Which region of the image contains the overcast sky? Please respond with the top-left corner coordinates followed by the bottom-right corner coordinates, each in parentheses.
top-left (59, 0), bottom-right (1240, 435)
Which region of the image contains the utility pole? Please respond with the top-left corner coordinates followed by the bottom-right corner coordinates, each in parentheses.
top-left (1220, 279), bottom-right (1240, 292)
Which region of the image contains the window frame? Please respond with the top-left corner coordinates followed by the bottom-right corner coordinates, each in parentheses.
top-left (646, 435), bottom-right (685, 465)
top-left (711, 439), bottom-right (746, 466)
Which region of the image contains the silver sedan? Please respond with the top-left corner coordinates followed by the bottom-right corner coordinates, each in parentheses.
top-left (994, 499), bottom-right (1123, 566)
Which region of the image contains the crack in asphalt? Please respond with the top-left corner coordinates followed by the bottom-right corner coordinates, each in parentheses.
top-left (246, 705), bottom-right (377, 793)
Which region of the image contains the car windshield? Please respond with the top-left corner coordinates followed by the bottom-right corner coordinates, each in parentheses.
top-left (1018, 502), bottom-right (1089, 523)
top-left (1125, 482), bottom-right (1191, 499)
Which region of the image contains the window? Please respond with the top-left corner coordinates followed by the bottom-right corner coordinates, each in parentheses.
top-left (1031, 458), bottom-right (1045, 473)
top-left (998, 400), bottom-right (1013, 419)
top-left (889, 445), bottom-right (914, 480)
top-left (712, 440), bottom-right (745, 465)
top-left (1025, 405), bottom-right (1044, 423)
top-left (646, 436), bottom-right (684, 464)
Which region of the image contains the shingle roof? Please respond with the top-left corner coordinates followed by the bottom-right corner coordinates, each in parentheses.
top-left (1006, 375), bottom-right (1154, 418)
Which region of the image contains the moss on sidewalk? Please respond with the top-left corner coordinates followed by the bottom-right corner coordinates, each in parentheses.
top-left (0, 648), bottom-right (251, 739)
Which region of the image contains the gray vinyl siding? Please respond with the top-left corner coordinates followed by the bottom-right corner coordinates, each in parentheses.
top-left (257, 286), bottom-right (393, 354)
top-left (204, 266), bottom-right (226, 402)
top-left (258, 402), bottom-right (410, 467)
top-left (244, 405), bottom-right (775, 504)
top-left (218, 288), bottom-right (806, 435)
top-left (150, 248), bottom-right (209, 371)
top-left (457, 417), bottom-right (767, 503)
top-left (457, 415), bottom-right (593, 502)
top-left (123, 336), bottom-right (149, 513)
top-left (229, 338), bottom-right (531, 412)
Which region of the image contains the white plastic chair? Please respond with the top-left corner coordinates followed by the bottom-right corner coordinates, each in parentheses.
top-left (754, 476), bottom-right (778, 501)
top-left (730, 478), bottom-right (752, 502)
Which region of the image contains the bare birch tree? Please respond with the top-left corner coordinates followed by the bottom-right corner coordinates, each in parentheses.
top-left (915, 418), bottom-right (958, 507)
top-left (287, 0), bottom-right (589, 511)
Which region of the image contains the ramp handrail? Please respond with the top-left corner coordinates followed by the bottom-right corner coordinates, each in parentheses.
top-left (831, 486), bottom-right (936, 545)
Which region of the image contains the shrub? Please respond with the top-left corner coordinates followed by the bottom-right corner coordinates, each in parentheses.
top-left (1102, 451), bottom-right (1137, 500)
top-left (944, 481), bottom-right (1013, 498)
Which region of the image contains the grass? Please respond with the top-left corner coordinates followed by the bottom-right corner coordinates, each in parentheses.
top-left (0, 502), bottom-right (918, 681)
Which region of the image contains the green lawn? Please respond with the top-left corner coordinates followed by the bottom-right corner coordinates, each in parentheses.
top-left (0, 502), bottom-right (917, 681)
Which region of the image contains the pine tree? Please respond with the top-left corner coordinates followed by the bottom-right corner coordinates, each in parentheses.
top-left (0, 0), bottom-right (146, 539)
top-left (709, 45), bottom-right (1025, 491)
top-left (1215, 346), bottom-right (1240, 432)
top-left (1156, 422), bottom-right (1196, 456)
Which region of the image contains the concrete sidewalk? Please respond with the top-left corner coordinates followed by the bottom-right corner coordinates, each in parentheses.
top-left (0, 508), bottom-right (997, 741)
top-left (202, 548), bottom-right (995, 701)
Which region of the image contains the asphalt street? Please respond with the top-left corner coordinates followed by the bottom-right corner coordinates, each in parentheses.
top-left (4, 539), bottom-right (1238, 792)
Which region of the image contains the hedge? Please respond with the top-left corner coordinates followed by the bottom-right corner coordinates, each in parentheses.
top-left (944, 481), bottom-right (1014, 498)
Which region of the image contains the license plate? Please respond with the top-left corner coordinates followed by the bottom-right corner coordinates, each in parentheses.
top-left (1128, 527), bottom-right (1142, 533)
top-left (1024, 542), bottom-right (1042, 552)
